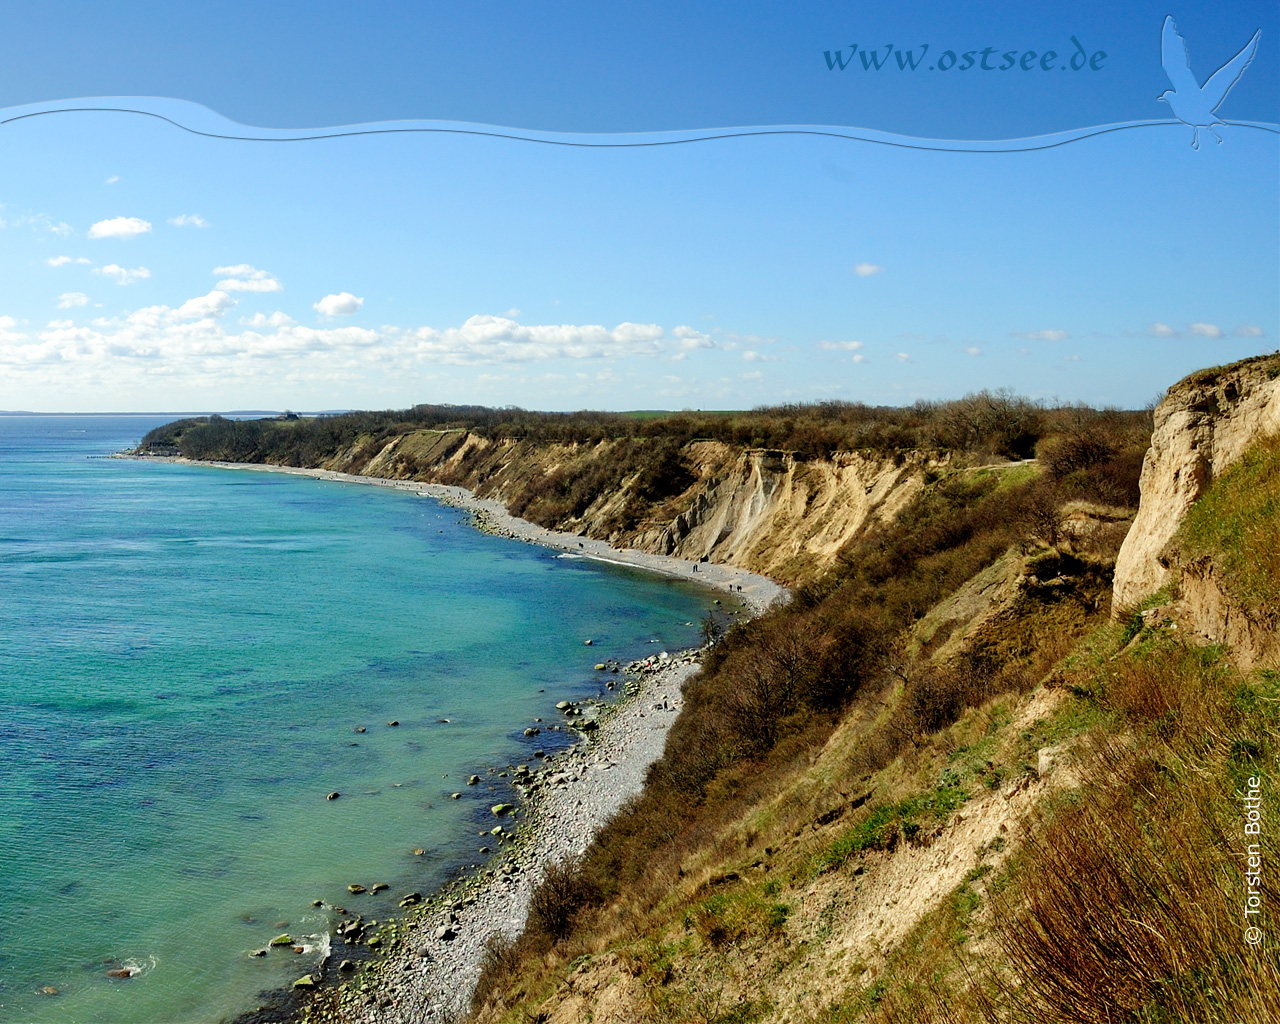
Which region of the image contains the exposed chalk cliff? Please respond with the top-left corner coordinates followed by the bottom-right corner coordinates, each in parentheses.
top-left (1112, 354), bottom-right (1280, 613)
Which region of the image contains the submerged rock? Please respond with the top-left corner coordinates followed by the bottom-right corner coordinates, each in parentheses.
top-left (348, 884), bottom-right (366, 894)
top-left (269, 934), bottom-right (293, 946)
top-left (326, 792), bottom-right (340, 801)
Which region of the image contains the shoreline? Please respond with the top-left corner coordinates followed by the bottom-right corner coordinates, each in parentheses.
top-left (337, 649), bottom-right (704, 1024)
top-left (126, 455), bottom-right (786, 1023)
top-left (133, 457), bottom-right (786, 615)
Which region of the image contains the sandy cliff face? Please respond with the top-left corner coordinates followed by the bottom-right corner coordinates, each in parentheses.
top-left (316, 431), bottom-right (934, 582)
top-left (1112, 355), bottom-right (1280, 612)
top-left (633, 444), bottom-right (931, 581)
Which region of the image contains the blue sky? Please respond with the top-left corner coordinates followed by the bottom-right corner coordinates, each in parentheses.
top-left (0, 2), bottom-right (1276, 412)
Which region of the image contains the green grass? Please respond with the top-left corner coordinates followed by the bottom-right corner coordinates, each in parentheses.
top-left (819, 784), bottom-right (970, 871)
top-left (1175, 433), bottom-right (1280, 612)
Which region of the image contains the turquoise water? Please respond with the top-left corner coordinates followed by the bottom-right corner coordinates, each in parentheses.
top-left (0, 417), bottom-right (724, 1024)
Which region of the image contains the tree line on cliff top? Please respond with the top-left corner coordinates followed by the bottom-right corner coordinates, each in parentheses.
top-left (141, 389), bottom-right (1152, 465)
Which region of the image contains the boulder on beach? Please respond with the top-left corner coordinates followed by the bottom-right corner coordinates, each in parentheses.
top-left (490, 803), bottom-right (514, 816)
top-left (293, 974), bottom-right (317, 989)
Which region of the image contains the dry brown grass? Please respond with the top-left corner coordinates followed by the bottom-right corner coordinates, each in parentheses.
top-left (983, 637), bottom-right (1280, 1024)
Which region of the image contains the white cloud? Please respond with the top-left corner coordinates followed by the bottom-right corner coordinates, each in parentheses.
top-left (672, 325), bottom-right (714, 350)
top-left (966, 346), bottom-right (982, 356)
top-left (1188, 322), bottom-right (1223, 338)
top-left (314, 292), bottom-right (364, 317)
top-left (1014, 329), bottom-right (1069, 342)
top-left (405, 315), bottom-right (663, 364)
top-left (851, 353), bottom-right (866, 364)
top-left (0, 310), bottom-right (713, 390)
top-left (175, 290), bottom-right (235, 320)
top-left (105, 175), bottom-right (119, 185)
top-left (46, 256), bottom-right (90, 267)
top-left (895, 352), bottom-right (911, 362)
top-left (818, 340), bottom-right (864, 351)
top-left (94, 264), bottom-right (151, 285)
top-left (241, 311), bottom-right (296, 329)
top-left (505, 307), bottom-right (521, 317)
top-left (1148, 322), bottom-right (1178, 337)
top-left (215, 264), bottom-right (282, 293)
top-left (88, 216), bottom-right (152, 239)
top-left (853, 263), bottom-right (882, 277)
top-left (1235, 324), bottom-right (1266, 338)
top-left (57, 292), bottom-right (89, 308)
top-left (169, 214), bottom-right (209, 228)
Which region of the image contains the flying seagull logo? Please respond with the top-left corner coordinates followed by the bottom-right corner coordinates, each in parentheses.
top-left (1159, 15), bottom-right (1261, 149)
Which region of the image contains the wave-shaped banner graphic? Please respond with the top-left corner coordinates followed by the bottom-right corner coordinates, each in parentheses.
top-left (3, 98), bottom-right (1276, 153)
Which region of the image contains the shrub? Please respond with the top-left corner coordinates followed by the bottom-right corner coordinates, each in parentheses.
top-left (527, 858), bottom-right (601, 943)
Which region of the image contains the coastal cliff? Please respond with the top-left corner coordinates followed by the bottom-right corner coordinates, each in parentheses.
top-left (1113, 354), bottom-right (1280, 610)
top-left (341, 432), bottom-right (933, 583)
top-left (138, 386), bottom-right (1280, 1024)
top-left (1112, 353), bottom-right (1280, 669)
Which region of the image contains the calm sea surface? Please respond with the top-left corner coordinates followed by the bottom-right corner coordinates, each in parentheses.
top-left (0, 416), bottom-right (723, 1024)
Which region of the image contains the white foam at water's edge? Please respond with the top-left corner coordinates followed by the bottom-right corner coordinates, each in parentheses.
top-left (116, 955), bottom-right (158, 978)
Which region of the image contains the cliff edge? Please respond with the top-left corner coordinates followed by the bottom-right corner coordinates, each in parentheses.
top-left (1112, 354), bottom-right (1280, 613)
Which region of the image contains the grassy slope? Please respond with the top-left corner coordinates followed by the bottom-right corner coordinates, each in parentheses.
top-left (1173, 432), bottom-right (1280, 613)
top-left (461, 422), bottom-right (1280, 1024)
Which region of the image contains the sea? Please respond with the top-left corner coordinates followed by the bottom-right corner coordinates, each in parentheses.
top-left (0, 415), bottom-right (726, 1024)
